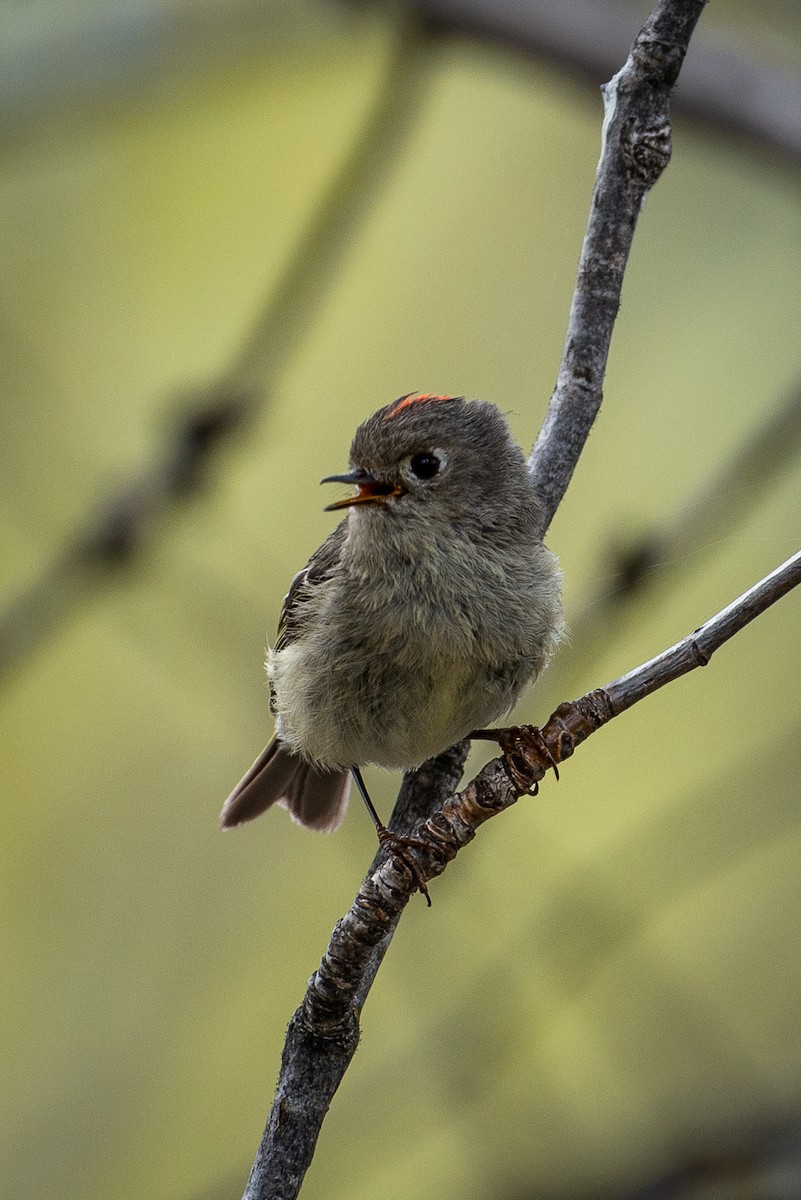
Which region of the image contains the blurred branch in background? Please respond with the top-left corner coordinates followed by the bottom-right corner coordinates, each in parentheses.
top-left (0, 10), bottom-right (433, 682)
top-left (626, 1127), bottom-right (801, 1200)
top-left (564, 377), bottom-right (801, 682)
top-left (397, 0), bottom-right (801, 161)
top-left (6, 0), bottom-right (800, 161)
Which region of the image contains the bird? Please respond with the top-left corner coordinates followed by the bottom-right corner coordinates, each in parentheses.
top-left (221, 392), bottom-right (563, 849)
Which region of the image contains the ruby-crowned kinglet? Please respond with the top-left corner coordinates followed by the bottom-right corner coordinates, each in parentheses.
top-left (221, 393), bottom-right (563, 835)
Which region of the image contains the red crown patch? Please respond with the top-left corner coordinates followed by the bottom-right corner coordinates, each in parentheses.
top-left (384, 392), bottom-right (457, 420)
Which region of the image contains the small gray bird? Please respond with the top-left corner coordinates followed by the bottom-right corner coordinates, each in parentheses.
top-left (221, 393), bottom-right (562, 837)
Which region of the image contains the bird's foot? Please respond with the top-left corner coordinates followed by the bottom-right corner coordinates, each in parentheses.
top-left (377, 828), bottom-right (432, 906)
top-left (470, 725), bottom-right (560, 795)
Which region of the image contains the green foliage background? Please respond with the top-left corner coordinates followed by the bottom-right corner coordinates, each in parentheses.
top-left (2, 2), bottom-right (801, 1197)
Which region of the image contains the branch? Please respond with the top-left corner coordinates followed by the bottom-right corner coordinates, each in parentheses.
top-left (244, 544), bottom-right (801, 1197)
top-left (528, 0), bottom-right (707, 534)
top-left (600, 550), bottom-right (801, 713)
top-left (238, 9), bottom-right (710, 1191)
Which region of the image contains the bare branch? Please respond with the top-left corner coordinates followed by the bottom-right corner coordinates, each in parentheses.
top-left (528, 0), bottom-right (707, 534)
top-left (244, 545), bottom-right (801, 1197)
top-left (602, 549), bottom-right (801, 714)
top-left (238, 4), bottom-right (708, 1195)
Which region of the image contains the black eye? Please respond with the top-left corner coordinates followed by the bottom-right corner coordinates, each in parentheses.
top-left (409, 452), bottom-right (440, 480)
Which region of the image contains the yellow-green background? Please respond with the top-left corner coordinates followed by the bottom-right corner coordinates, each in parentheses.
top-left (2, 2), bottom-right (801, 1197)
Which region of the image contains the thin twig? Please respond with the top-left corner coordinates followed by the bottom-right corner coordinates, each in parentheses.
top-left (601, 549), bottom-right (801, 713)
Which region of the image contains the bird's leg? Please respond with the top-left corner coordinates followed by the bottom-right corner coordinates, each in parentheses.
top-left (469, 726), bottom-right (560, 794)
top-left (351, 766), bottom-right (431, 906)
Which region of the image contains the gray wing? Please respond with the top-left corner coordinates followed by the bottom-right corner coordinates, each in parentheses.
top-left (271, 521), bottom-right (347, 710)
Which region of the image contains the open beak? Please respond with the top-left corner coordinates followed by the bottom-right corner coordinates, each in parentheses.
top-left (321, 468), bottom-right (404, 511)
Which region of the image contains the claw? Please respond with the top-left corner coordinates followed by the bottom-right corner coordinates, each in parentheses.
top-left (494, 725), bottom-right (560, 795)
top-left (377, 828), bottom-right (432, 906)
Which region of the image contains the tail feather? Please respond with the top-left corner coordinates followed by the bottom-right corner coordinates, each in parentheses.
top-left (277, 759), bottom-right (352, 832)
top-left (220, 737), bottom-right (351, 833)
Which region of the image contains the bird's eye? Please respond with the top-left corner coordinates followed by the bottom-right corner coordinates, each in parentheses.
top-left (409, 452), bottom-right (441, 480)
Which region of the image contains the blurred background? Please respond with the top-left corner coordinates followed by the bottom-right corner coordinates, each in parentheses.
top-left (2, 1), bottom-right (801, 1197)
